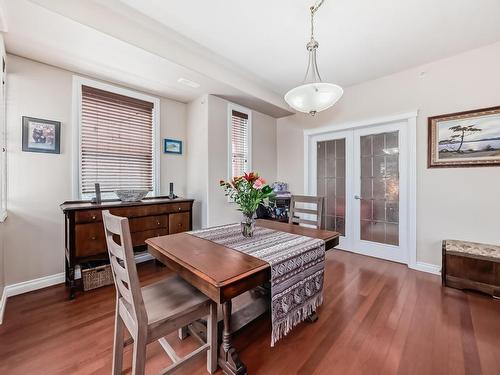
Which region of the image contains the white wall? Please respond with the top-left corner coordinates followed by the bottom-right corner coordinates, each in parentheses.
top-left (4, 54), bottom-right (187, 285)
top-left (277, 42), bottom-right (500, 267)
top-left (186, 95), bottom-right (209, 229)
top-left (187, 94), bottom-right (278, 228)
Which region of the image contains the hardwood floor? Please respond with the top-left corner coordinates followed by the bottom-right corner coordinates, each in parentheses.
top-left (1, 250), bottom-right (499, 375)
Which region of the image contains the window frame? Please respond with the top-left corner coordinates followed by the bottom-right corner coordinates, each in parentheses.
top-left (227, 103), bottom-right (252, 182)
top-left (72, 76), bottom-right (160, 200)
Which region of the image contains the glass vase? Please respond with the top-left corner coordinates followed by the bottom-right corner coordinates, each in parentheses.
top-left (241, 213), bottom-right (256, 237)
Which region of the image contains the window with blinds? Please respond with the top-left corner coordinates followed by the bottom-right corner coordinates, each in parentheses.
top-left (230, 109), bottom-right (251, 179)
top-left (80, 85), bottom-right (155, 197)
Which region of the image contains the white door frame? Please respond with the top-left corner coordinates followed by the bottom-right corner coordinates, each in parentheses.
top-left (304, 111), bottom-right (418, 268)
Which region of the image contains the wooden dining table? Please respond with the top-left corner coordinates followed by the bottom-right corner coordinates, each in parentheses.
top-left (146, 219), bottom-right (339, 375)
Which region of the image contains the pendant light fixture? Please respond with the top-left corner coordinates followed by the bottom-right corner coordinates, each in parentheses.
top-left (284, 0), bottom-right (343, 116)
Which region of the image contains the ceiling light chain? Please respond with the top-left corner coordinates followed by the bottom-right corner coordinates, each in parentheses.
top-left (309, 0), bottom-right (325, 42)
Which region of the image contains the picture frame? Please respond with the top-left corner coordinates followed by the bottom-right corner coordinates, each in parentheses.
top-left (164, 138), bottom-right (182, 154)
top-left (22, 116), bottom-right (61, 154)
top-left (428, 106), bottom-right (500, 168)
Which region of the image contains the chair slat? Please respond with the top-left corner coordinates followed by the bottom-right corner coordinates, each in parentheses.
top-left (293, 208), bottom-right (318, 215)
top-left (291, 195), bottom-right (322, 204)
top-left (291, 218), bottom-right (318, 226)
top-left (107, 239), bottom-right (125, 259)
top-left (116, 278), bottom-right (134, 305)
top-left (103, 212), bottom-right (124, 235)
top-left (110, 256), bottom-right (128, 284)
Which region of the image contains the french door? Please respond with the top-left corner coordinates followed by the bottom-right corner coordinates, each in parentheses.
top-left (308, 121), bottom-right (409, 264)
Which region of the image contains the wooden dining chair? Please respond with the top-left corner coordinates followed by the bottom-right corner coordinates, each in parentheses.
top-left (102, 210), bottom-right (217, 375)
top-left (288, 195), bottom-right (324, 229)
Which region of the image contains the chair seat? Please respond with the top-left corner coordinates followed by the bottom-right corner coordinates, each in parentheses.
top-left (141, 275), bottom-right (211, 326)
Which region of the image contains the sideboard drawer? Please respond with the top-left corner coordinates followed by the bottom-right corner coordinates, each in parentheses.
top-left (110, 205), bottom-right (168, 218)
top-left (129, 215), bottom-right (168, 232)
top-left (164, 202), bottom-right (192, 214)
top-left (131, 228), bottom-right (169, 247)
top-left (75, 223), bottom-right (106, 257)
top-left (75, 210), bottom-right (102, 224)
top-left (169, 212), bottom-right (190, 234)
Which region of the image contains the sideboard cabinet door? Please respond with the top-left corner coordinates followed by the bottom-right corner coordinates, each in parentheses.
top-left (169, 212), bottom-right (190, 234)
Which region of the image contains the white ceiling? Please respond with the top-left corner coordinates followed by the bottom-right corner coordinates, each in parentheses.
top-left (119, 0), bottom-right (500, 93)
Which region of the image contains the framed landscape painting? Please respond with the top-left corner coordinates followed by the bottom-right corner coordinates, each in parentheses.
top-left (428, 106), bottom-right (500, 168)
top-left (164, 139), bottom-right (182, 154)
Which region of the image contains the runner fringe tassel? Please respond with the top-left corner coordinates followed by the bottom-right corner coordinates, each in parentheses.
top-left (271, 293), bottom-right (324, 347)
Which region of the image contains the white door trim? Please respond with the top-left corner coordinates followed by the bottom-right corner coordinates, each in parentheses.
top-left (304, 111), bottom-right (418, 270)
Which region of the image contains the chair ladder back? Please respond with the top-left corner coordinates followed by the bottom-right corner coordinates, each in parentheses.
top-left (289, 195), bottom-right (324, 229)
top-left (102, 210), bottom-right (147, 325)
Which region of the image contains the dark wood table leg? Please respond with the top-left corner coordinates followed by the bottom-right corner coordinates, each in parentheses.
top-left (219, 300), bottom-right (247, 375)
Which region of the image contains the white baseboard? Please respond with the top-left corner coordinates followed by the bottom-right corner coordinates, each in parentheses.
top-left (409, 261), bottom-right (441, 275)
top-left (5, 272), bottom-right (66, 299)
top-left (0, 252), bottom-right (155, 324)
top-left (135, 252), bottom-right (154, 264)
top-left (0, 287), bottom-right (7, 324)
top-left (0, 272), bottom-right (64, 325)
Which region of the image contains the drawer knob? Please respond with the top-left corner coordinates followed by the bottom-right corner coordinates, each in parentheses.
top-left (91, 215), bottom-right (96, 220)
top-left (178, 207), bottom-right (181, 211)
top-left (157, 221), bottom-right (161, 225)
top-left (90, 236), bottom-right (96, 240)
top-left (178, 223), bottom-right (182, 227)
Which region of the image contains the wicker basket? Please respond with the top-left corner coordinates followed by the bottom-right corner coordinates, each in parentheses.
top-left (82, 264), bottom-right (114, 291)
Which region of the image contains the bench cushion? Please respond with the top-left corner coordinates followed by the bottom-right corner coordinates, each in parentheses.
top-left (445, 239), bottom-right (500, 261)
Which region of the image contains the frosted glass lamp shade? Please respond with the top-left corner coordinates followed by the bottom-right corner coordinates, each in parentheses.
top-left (284, 82), bottom-right (343, 115)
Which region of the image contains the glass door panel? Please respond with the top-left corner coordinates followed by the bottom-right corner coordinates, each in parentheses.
top-left (316, 139), bottom-right (346, 235)
top-left (359, 131), bottom-right (399, 246)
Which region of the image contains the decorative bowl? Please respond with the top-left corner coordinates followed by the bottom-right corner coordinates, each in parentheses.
top-left (115, 190), bottom-right (148, 202)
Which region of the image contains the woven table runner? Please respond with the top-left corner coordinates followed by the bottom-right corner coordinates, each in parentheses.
top-left (190, 223), bottom-right (325, 346)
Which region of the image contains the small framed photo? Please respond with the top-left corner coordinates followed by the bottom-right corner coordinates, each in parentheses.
top-left (22, 116), bottom-right (61, 154)
top-left (164, 139), bottom-right (182, 154)
top-left (428, 106), bottom-right (500, 168)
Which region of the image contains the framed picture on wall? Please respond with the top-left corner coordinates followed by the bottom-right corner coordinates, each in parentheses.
top-left (164, 139), bottom-right (182, 154)
top-left (428, 106), bottom-right (500, 168)
top-left (22, 116), bottom-right (61, 154)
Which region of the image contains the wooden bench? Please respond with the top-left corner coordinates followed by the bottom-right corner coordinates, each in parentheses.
top-left (442, 239), bottom-right (500, 298)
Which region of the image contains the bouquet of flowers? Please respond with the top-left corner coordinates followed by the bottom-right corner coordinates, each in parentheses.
top-left (220, 172), bottom-right (274, 236)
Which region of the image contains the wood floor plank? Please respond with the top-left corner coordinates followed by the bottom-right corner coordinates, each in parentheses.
top-left (1, 251), bottom-right (499, 375)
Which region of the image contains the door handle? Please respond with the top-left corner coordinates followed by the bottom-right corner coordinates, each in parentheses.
top-left (354, 195), bottom-right (362, 200)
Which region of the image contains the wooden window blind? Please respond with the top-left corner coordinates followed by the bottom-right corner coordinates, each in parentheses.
top-left (230, 109), bottom-right (250, 178)
top-left (80, 85), bottom-right (154, 195)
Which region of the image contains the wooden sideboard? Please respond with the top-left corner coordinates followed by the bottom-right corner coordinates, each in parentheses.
top-left (60, 197), bottom-right (194, 299)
